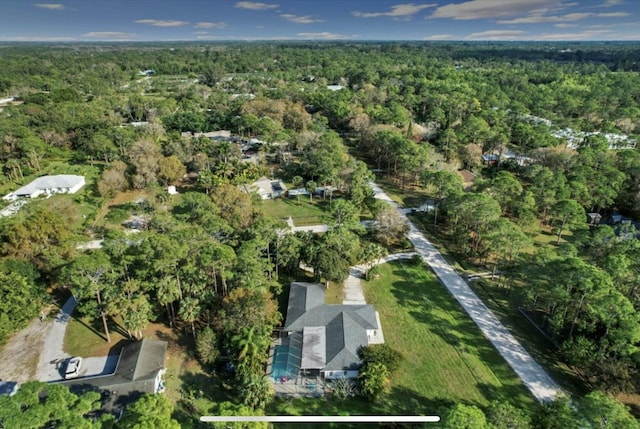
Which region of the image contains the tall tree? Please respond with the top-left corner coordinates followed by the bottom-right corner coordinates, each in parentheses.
top-left (158, 155), bottom-right (186, 186)
top-left (118, 393), bottom-right (180, 429)
top-left (97, 160), bottom-right (128, 201)
top-left (0, 381), bottom-right (104, 429)
top-left (550, 199), bottom-right (585, 245)
top-left (60, 251), bottom-right (115, 343)
top-left (373, 205), bottom-right (409, 247)
top-left (422, 170), bottom-right (463, 230)
top-left (127, 139), bottom-right (162, 189)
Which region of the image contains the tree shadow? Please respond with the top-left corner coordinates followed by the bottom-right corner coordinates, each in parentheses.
top-left (386, 263), bottom-right (534, 404)
top-left (267, 386), bottom-right (452, 429)
top-left (69, 309), bottom-right (108, 342)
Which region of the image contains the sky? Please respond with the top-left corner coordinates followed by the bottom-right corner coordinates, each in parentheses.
top-left (0, 0), bottom-right (638, 42)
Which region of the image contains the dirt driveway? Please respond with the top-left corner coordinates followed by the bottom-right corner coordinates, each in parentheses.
top-left (0, 297), bottom-right (75, 383)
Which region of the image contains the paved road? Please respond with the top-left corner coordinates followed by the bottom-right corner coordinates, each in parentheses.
top-left (369, 181), bottom-right (562, 403)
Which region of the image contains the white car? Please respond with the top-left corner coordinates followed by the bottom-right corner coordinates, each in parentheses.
top-left (64, 357), bottom-right (82, 379)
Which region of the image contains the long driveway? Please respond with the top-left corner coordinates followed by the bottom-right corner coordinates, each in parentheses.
top-left (369, 182), bottom-right (562, 403)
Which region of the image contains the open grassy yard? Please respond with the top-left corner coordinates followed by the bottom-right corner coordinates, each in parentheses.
top-left (268, 260), bottom-right (536, 421)
top-left (365, 261), bottom-right (535, 409)
top-left (260, 197), bottom-right (330, 226)
top-left (374, 175), bottom-right (429, 208)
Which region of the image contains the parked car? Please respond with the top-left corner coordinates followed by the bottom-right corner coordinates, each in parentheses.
top-left (64, 357), bottom-right (82, 379)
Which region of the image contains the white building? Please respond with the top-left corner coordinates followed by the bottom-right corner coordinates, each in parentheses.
top-left (3, 175), bottom-right (85, 201)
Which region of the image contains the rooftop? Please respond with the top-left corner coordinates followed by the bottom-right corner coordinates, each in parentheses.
top-left (284, 282), bottom-right (378, 371)
top-left (57, 339), bottom-right (167, 412)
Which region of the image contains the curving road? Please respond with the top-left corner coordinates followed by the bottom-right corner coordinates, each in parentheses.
top-left (369, 181), bottom-right (562, 403)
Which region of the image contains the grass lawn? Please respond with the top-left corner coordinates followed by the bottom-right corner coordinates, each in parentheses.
top-left (261, 197), bottom-right (330, 226)
top-left (374, 175), bottom-right (429, 208)
top-left (324, 280), bottom-right (344, 305)
top-left (365, 261), bottom-right (535, 410)
top-left (268, 260), bottom-right (536, 421)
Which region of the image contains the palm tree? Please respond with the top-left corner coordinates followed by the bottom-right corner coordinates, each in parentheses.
top-left (231, 326), bottom-right (270, 374)
top-left (122, 295), bottom-right (152, 339)
top-left (359, 243), bottom-right (388, 280)
top-left (305, 180), bottom-right (317, 202)
top-left (238, 373), bottom-right (274, 410)
top-left (178, 297), bottom-right (201, 338)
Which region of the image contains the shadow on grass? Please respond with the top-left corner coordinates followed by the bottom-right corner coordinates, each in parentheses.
top-left (386, 262), bottom-right (534, 407)
top-left (267, 386), bottom-right (452, 429)
top-left (172, 371), bottom-right (231, 429)
top-left (68, 310), bottom-right (109, 342)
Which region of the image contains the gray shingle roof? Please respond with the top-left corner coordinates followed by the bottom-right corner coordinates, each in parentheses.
top-left (284, 282), bottom-right (378, 372)
top-left (57, 339), bottom-right (167, 412)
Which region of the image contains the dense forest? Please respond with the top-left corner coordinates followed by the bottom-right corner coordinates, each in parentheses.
top-left (0, 41), bottom-right (639, 427)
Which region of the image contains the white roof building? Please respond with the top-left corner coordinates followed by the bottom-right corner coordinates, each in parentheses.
top-left (240, 176), bottom-right (287, 200)
top-left (3, 175), bottom-right (85, 201)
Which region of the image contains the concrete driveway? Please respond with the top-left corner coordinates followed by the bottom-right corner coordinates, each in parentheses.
top-left (35, 296), bottom-right (118, 382)
top-left (369, 181), bottom-right (562, 403)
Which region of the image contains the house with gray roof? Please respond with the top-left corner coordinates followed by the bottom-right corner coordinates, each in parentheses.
top-left (241, 176), bottom-right (287, 200)
top-left (274, 282), bottom-right (383, 382)
top-left (3, 175), bottom-right (85, 201)
top-left (56, 339), bottom-right (167, 413)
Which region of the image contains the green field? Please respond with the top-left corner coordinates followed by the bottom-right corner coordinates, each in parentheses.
top-left (268, 260), bottom-right (536, 419)
top-left (260, 197), bottom-right (330, 226)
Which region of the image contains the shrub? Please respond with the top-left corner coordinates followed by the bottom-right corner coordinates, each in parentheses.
top-left (357, 344), bottom-right (403, 372)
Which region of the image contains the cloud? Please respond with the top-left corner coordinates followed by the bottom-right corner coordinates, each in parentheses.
top-left (297, 32), bottom-right (349, 40)
top-left (430, 0), bottom-right (560, 20)
top-left (424, 34), bottom-right (455, 40)
top-left (497, 11), bottom-right (630, 24)
top-left (35, 3), bottom-right (65, 10)
top-left (353, 3), bottom-right (435, 19)
top-left (588, 21), bottom-right (636, 28)
top-left (135, 19), bottom-right (190, 27)
top-left (280, 14), bottom-right (324, 24)
top-left (195, 22), bottom-right (228, 29)
top-left (555, 23), bottom-right (578, 28)
top-left (235, 1), bottom-right (278, 10)
top-left (467, 30), bottom-right (528, 40)
top-left (84, 32), bottom-right (137, 38)
top-left (600, 0), bottom-right (623, 6)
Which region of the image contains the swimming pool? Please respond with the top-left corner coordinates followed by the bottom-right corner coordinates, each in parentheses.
top-left (271, 344), bottom-right (301, 381)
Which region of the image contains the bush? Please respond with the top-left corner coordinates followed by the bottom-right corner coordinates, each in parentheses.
top-left (196, 326), bottom-right (219, 365)
top-left (329, 378), bottom-right (356, 401)
top-left (357, 344), bottom-right (403, 372)
top-left (357, 362), bottom-right (390, 401)
top-left (105, 208), bottom-right (130, 223)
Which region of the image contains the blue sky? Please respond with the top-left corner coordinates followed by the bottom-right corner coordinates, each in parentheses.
top-left (0, 0), bottom-right (638, 42)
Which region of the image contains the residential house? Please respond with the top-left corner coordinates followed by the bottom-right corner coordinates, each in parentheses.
top-left (58, 339), bottom-right (167, 413)
top-left (269, 282), bottom-right (384, 387)
top-left (241, 176), bottom-right (287, 200)
top-left (3, 175), bottom-right (85, 201)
